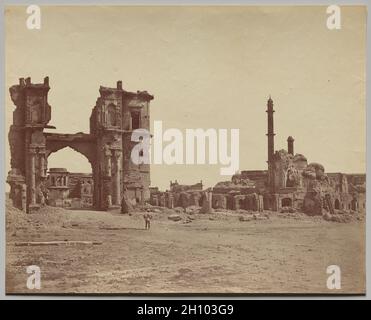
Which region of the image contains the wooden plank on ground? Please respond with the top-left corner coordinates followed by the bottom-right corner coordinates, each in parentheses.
top-left (13, 241), bottom-right (103, 246)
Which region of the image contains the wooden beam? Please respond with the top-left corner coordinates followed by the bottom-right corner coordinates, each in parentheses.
top-left (13, 241), bottom-right (103, 246)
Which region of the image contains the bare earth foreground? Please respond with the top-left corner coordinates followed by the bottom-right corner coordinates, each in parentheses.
top-left (6, 198), bottom-right (365, 295)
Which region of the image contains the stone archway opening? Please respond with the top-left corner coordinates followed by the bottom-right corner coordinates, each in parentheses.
top-left (239, 198), bottom-right (245, 210)
top-left (47, 146), bottom-right (92, 173)
top-left (46, 146), bottom-right (94, 209)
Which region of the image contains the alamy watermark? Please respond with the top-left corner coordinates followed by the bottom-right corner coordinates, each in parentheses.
top-left (326, 5), bottom-right (341, 30)
top-left (26, 265), bottom-right (41, 290)
top-left (326, 265), bottom-right (341, 290)
top-left (26, 4), bottom-right (342, 31)
top-left (26, 5), bottom-right (41, 30)
top-left (131, 121), bottom-right (239, 176)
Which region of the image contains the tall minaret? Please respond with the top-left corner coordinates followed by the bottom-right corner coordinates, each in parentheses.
top-left (287, 136), bottom-right (294, 155)
top-left (266, 96), bottom-right (275, 163)
top-left (266, 96), bottom-right (275, 193)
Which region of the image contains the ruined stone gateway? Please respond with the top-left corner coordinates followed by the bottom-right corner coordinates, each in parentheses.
top-left (7, 77), bottom-right (153, 213)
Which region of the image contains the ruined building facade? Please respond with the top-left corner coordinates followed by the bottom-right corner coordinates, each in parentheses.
top-left (150, 97), bottom-right (366, 215)
top-left (247, 97), bottom-right (365, 215)
top-left (7, 77), bottom-right (153, 213)
top-left (46, 168), bottom-right (93, 208)
top-left (213, 98), bottom-right (366, 214)
top-left (150, 181), bottom-right (204, 209)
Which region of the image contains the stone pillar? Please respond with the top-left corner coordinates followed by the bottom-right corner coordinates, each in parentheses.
top-left (21, 184), bottom-right (27, 211)
top-left (166, 192), bottom-right (174, 209)
top-left (153, 195), bottom-right (158, 206)
top-left (39, 153), bottom-right (46, 178)
top-left (169, 194), bottom-right (174, 209)
top-left (106, 155), bottom-right (112, 177)
top-left (107, 195), bottom-right (112, 207)
top-left (274, 194), bottom-right (280, 211)
top-left (29, 149), bottom-right (36, 206)
top-left (113, 150), bottom-right (121, 205)
top-left (105, 178), bottom-right (112, 208)
top-left (140, 188), bottom-right (144, 205)
top-left (159, 193), bottom-right (165, 207)
top-left (222, 195), bottom-right (227, 209)
top-left (233, 196), bottom-right (238, 210)
top-left (200, 190), bottom-right (213, 213)
top-left (259, 195), bottom-right (264, 212)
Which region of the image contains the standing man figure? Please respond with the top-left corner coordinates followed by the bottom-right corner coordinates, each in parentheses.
top-left (143, 212), bottom-right (152, 230)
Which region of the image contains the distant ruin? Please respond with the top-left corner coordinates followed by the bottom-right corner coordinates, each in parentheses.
top-left (150, 97), bottom-right (366, 215)
top-left (46, 168), bottom-right (93, 208)
top-left (7, 77), bottom-right (153, 213)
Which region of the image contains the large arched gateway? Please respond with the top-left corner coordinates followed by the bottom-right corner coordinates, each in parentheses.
top-left (7, 77), bottom-right (153, 213)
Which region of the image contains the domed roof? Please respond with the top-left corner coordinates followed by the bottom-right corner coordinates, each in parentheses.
top-left (293, 154), bottom-right (307, 162)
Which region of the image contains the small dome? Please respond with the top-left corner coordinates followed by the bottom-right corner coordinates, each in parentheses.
top-left (293, 154), bottom-right (307, 162)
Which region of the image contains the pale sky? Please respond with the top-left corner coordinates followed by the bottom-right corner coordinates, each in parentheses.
top-left (5, 6), bottom-right (366, 191)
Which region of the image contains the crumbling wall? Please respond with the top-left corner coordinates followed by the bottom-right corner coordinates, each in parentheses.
top-left (271, 150), bottom-right (305, 190)
top-left (302, 163), bottom-right (339, 215)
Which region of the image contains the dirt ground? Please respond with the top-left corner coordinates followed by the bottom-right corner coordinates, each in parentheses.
top-left (6, 198), bottom-right (366, 295)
